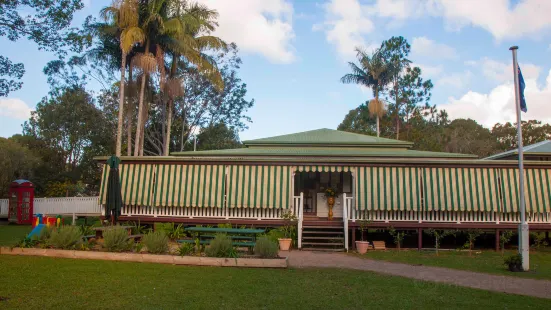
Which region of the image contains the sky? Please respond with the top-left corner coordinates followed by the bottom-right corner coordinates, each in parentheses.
top-left (1, 0), bottom-right (551, 142)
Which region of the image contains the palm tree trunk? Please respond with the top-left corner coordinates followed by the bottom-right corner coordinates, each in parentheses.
top-left (116, 54), bottom-right (126, 156)
top-left (375, 86), bottom-right (380, 137)
top-left (127, 60), bottom-right (133, 156)
top-left (376, 117), bottom-right (380, 137)
top-left (134, 40), bottom-right (150, 156)
top-left (164, 54), bottom-right (179, 156)
top-left (395, 77), bottom-right (400, 140)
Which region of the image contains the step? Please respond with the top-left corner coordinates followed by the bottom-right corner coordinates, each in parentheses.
top-left (302, 236), bottom-right (344, 240)
top-left (301, 247), bottom-right (345, 252)
top-left (302, 242), bottom-right (344, 246)
top-left (302, 230), bottom-right (344, 235)
top-left (303, 226), bottom-right (343, 229)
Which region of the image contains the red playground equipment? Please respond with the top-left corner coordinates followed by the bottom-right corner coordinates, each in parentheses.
top-left (8, 180), bottom-right (34, 225)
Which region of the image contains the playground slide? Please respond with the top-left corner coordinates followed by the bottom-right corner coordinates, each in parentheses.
top-left (27, 224), bottom-right (45, 239)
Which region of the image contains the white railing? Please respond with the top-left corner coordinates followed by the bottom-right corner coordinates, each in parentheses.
top-left (0, 199), bottom-right (8, 218)
top-left (296, 192), bottom-right (304, 249)
top-left (347, 208), bottom-right (551, 224)
top-left (343, 194), bottom-right (354, 251)
top-left (0, 197), bottom-right (101, 218)
top-left (34, 197), bottom-right (102, 216)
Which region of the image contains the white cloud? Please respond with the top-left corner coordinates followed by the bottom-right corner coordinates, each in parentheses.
top-left (437, 71), bottom-right (472, 89)
top-left (443, 69), bottom-right (551, 127)
top-left (197, 0), bottom-right (295, 63)
top-left (0, 98), bottom-right (33, 120)
top-left (314, 0), bottom-right (375, 58)
top-left (466, 57), bottom-right (541, 83)
top-left (428, 0), bottom-right (551, 40)
top-left (413, 63), bottom-right (444, 78)
top-left (411, 36), bottom-right (458, 60)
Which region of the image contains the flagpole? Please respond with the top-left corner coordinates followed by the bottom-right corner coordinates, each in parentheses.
top-left (509, 45), bottom-right (529, 271)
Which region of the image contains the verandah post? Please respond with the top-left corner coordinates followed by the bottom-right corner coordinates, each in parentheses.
top-left (417, 228), bottom-right (422, 251)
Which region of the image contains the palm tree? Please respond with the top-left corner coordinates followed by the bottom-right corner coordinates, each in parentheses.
top-left (101, 0), bottom-right (145, 156)
top-left (341, 48), bottom-right (388, 137)
top-left (158, 1), bottom-right (225, 156)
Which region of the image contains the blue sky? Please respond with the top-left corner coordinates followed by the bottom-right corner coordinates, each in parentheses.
top-left (1, 0), bottom-right (551, 141)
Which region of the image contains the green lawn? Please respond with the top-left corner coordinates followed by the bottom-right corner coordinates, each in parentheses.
top-left (358, 249), bottom-right (551, 280)
top-left (0, 256), bottom-right (549, 309)
top-left (0, 225), bottom-right (32, 246)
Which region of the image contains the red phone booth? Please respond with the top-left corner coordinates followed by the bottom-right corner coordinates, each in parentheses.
top-left (8, 180), bottom-right (34, 225)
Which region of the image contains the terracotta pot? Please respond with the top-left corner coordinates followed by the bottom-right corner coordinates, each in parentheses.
top-left (278, 238), bottom-right (292, 251)
top-left (356, 241), bottom-right (370, 254)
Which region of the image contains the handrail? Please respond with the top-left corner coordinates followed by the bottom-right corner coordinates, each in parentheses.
top-left (343, 193), bottom-right (349, 251)
top-left (297, 192), bottom-right (304, 249)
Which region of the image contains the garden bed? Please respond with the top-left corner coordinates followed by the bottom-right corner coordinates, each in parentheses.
top-left (0, 247), bottom-right (288, 268)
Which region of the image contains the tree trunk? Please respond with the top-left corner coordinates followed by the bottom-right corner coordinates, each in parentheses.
top-left (395, 77), bottom-right (400, 140)
top-left (139, 100), bottom-right (148, 156)
top-left (127, 60), bottom-right (133, 156)
top-left (116, 53), bottom-right (126, 156)
top-left (134, 40), bottom-right (150, 156)
top-left (376, 117), bottom-right (380, 137)
top-left (164, 54), bottom-right (179, 156)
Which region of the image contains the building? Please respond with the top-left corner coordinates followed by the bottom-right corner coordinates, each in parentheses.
top-left (97, 129), bottom-right (551, 251)
top-left (485, 140), bottom-right (551, 161)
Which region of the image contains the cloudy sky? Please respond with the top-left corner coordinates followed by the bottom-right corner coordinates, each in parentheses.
top-left (1, 0), bottom-right (551, 141)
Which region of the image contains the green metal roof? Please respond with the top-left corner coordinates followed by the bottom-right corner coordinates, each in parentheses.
top-left (242, 128), bottom-right (413, 147)
top-left (171, 147), bottom-right (476, 159)
top-left (484, 140), bottom-right (551, 160)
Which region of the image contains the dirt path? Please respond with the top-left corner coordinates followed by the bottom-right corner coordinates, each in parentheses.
top-left (281, 250), bottom-right (551, 299)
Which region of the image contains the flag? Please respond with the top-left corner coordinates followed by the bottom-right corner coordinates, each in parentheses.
top-left (518, 65), bottom-right (527, 112)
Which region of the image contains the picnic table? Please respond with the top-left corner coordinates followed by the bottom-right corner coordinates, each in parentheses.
top-left (178, 227), bottom-right (265, 248)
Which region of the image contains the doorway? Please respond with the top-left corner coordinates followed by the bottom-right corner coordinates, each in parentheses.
top-left (294, 171), bottom-right (352, 218)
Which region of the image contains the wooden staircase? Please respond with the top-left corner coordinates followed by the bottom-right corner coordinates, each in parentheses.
top-left (301, 222), bottom-right (345, 252)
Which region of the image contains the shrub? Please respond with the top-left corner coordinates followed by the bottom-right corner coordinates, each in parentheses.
top-left (267, 228), bottom-right (284, 243)
top-left (177, 243), bottom-right (195, 256)
top-left (143, 231), bottom-right (169, 254)
top-left (38, 226), bottom-right (53, 242)
top-left (205, 234), bottom-right (236, 258)
top-left (254, 236), bottom-right (279, 258)
top-left (504, 254), bottom-right (523, 272)
top-left (103, 227), bottom-right (133, 252)
top-left (48, 226), bottom-right (82, 249)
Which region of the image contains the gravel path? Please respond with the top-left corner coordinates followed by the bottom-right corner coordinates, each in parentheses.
top-left (281, 250), bottom-right (551, 299)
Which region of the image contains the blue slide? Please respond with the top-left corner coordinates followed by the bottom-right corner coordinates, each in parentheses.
top-left (27, 224), bottom-right (45, 239)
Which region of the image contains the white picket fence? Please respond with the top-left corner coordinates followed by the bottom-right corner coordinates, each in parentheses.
top-left (0, 197), bottom-right (101, 218)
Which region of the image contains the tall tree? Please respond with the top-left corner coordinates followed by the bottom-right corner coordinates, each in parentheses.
top-left (101, 0), bottom-right (145, 156)
top-left (193, 122), bottom-right (242, 151)
top-left (23, 86), bottom-right (114, 188)
top-left (0, 138), bottom-right (40, 198)
top-left (0, 0), bottom-right (87, 96)
top-left (492, 120), bottom-right (551, 151)
top-left (341, 48), bottom-right (389, 137)
top-left (379, 36), bottom-right (411, 139)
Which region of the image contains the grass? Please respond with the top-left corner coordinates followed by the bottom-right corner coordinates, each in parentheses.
top-left (358, 249), bottom-right (551, 280)
top-left (0, 256), bottom-right (549, 309)
top-left (0, 225), bottom-right (32, 246)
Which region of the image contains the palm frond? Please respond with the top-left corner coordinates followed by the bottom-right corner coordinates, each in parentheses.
top-left (120, 26), bottom-right (145, 54)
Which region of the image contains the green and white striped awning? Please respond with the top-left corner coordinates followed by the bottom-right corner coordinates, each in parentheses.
top-left (100, 164), bottom-right (225, 208)
top-left (296, 166), bottom-right (352, 172)
top-left (100, 163), bottom-right (156, 206)
top-left (500, 168), bottom-right (551, 213)
top-left (227, 165), bottom-right (291, 208)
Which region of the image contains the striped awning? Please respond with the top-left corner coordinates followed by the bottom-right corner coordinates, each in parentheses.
top-left (500, 168), bottom-right (551, 213)
top-left (355, 166), bottom-right (550, 213)
top-left (296, 166), bottom-right (352, 172)
top-left (100, 163), bottom-right (156, 206)
top-left (356, 167), bottom-right (421, 211)
top-left (227, 165), bottom-right (291, 208)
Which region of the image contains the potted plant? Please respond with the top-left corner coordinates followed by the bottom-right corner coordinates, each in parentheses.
top-left (355, 219), bottom-right (371, 254)
top-left (278, 210), bottom-right (297, 251)
top-left (324, 187), bottom-right (339, 220)
top-left (504, 253), bottom-right (523, 272)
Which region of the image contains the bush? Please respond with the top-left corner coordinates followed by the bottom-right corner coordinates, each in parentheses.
top-left (205, 234), bottom-right (236, 258)
top-left (267, 228), bottom-right (284, 243)
top-left (177, 243), bottom-right (195, 256)
top-left (38, 226), bottom-right (53, 242)
top-left (48, 226), bottom-right (82, 249)
top-left (142, 231), bottom-right (169, 254)
top-left (254, 236), bottom-right (279, 258)
top-left (504, 254), bottom-right (523, 272)
top-left (103, 227), bottom-right (133, 252)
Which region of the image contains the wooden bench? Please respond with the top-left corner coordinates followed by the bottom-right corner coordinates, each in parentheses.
top-left (177, 239), bottom-right (256, 247)
top-left (180, 227), bottom-right (265, 249)
top-left (127, 234), bottom-right (143, 242)
top-left (371, 241), bottom-right (386, 250)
